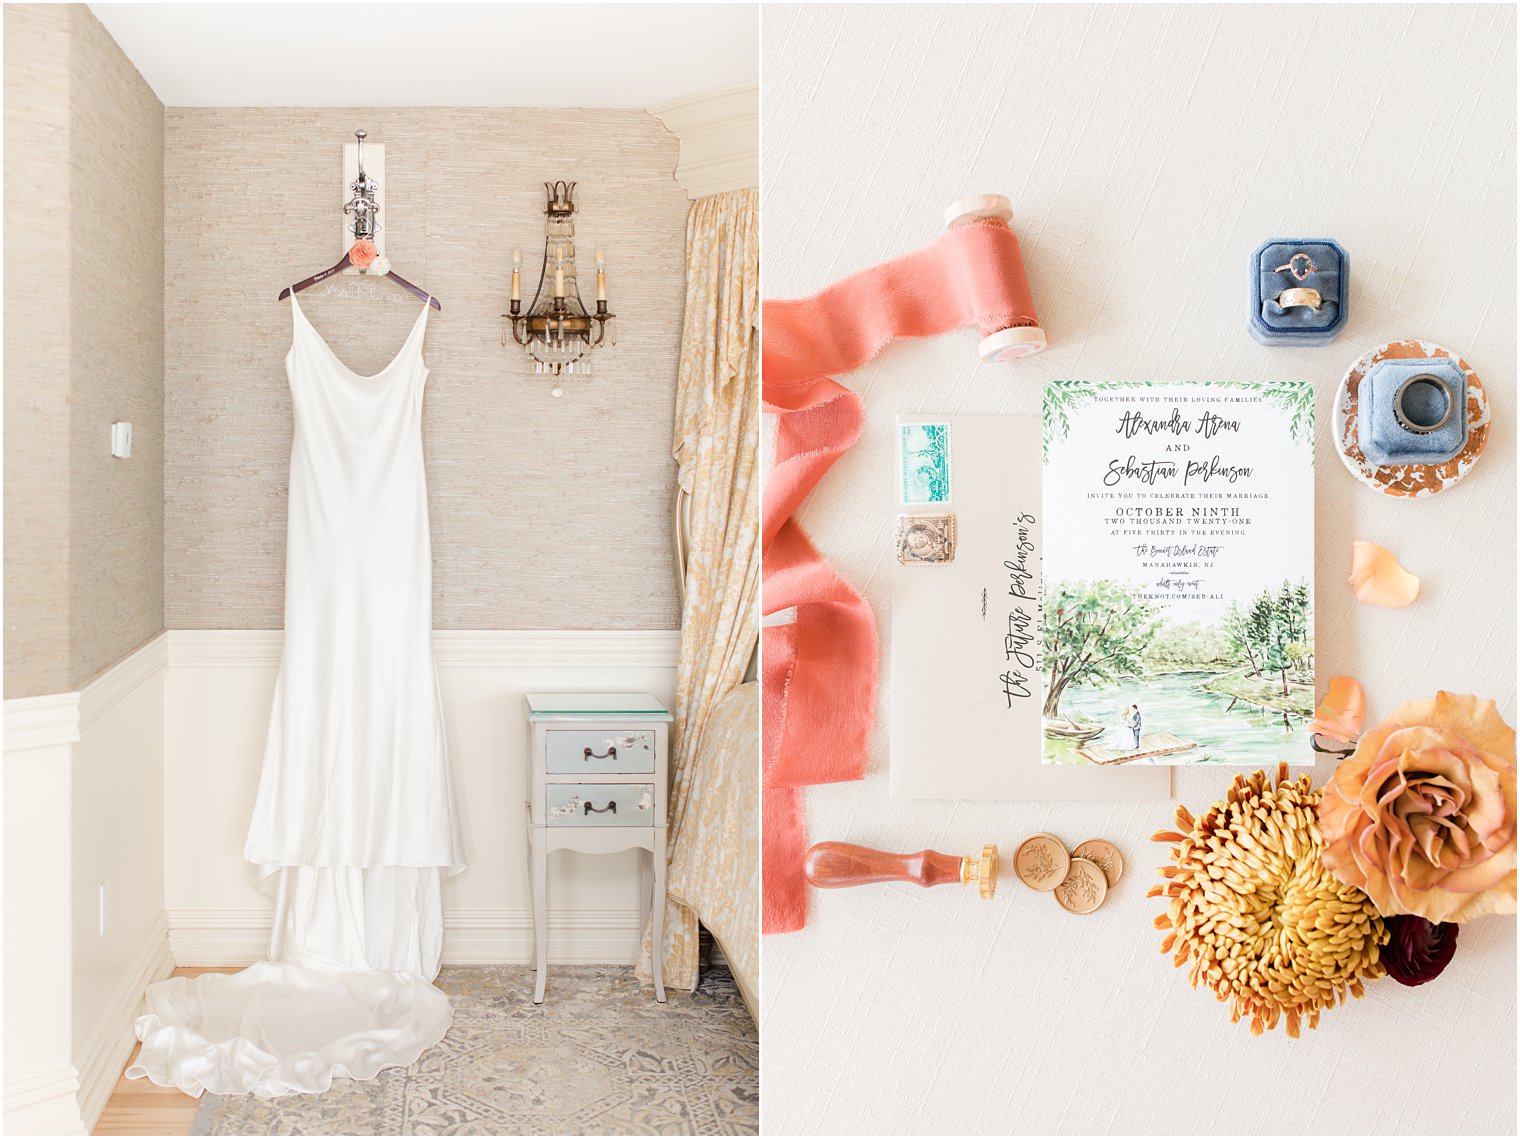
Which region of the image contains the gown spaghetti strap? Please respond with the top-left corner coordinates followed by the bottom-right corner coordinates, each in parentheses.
top-left (126, 292), bottom-right (464, 1097)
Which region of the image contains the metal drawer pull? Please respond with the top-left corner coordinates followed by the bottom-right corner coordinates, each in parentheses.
top-left (583, 746), bottom-right (617, 761)
top-left (584, 800), bottom-right (618, 816)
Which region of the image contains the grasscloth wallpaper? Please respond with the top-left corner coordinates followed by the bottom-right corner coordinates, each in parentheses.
top-left (165, 108), bottom-right (688, 630)
top-left (3, 3), bottom-right (164, 698)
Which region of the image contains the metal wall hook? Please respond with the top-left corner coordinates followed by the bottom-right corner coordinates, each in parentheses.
top-left (345, 128), bottom-right (381, 241)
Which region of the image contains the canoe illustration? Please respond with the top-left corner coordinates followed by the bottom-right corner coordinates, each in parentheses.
top-left (1042, 717), bottom-right (1106, 742)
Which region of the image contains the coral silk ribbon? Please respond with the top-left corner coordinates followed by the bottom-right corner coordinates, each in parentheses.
top-left (761, 219), bottom-right (1040, 933)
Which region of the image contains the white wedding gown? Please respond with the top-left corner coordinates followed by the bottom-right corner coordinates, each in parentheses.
top-left (128, 294), bottom-right (464, 1098)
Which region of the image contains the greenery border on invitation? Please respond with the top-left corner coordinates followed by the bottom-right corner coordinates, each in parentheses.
top-left (1042, 380), bottom-right (1315, 462)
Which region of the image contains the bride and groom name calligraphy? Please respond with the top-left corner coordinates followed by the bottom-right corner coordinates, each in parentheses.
top-left (1001, 512), bottom-right (1038, 709)
top-left (1106, 407), bottom-right (1254, 487)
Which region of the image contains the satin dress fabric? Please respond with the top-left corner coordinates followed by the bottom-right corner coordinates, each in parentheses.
top-left (127, 295), bottom-right (465, 1098)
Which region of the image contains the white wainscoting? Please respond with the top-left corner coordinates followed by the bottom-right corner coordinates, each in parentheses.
top-left (4, 633), bottom-right (172, 1136)
top-left (4, 629), bottom-right (679, 1132)
top-left (164, 629), bottom-right (681, 967)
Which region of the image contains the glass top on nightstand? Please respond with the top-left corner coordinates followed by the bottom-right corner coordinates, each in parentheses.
top-left (524, 692), bottom-right (669, 716)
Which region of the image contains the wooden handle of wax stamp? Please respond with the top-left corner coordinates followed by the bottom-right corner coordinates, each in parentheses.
top-left (804, 842), bottom-right (966, 889)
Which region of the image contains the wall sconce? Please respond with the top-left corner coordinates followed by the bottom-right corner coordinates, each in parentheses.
top-left (503, 181), bottom-right (615, 397)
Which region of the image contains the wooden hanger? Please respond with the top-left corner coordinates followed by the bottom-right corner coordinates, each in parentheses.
top-left (277, 248), bottom-right (441, 311)
top-left (278, 129), bottom-right (441, 310)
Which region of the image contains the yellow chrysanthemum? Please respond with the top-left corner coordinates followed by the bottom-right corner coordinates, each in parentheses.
top-left (1150, 763), bottom-right (1388, 1037)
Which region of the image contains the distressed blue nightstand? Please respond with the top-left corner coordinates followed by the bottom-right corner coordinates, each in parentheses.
top-left (525, 692), bottom-right (673, 1004)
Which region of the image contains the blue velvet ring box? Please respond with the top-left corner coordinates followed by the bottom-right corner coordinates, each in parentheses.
top-left (1357, 357), bottom-right (1468, 467)
top-left (1248, 239), bottom-right (1348, 345)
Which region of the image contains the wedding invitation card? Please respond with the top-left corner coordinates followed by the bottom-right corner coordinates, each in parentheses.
top-left (1040, 381), bottom-right (1315, 765)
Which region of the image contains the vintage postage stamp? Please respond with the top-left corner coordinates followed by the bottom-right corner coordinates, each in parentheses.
top-left (899, 421), bottom-right (952, 505)
top-left (896, 513), bottom-right (956, 565)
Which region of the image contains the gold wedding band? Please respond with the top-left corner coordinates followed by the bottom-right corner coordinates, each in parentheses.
top-left (1273, 252), bottom-right (1318, 280)
top-left (1278, 287), bottom-right (1323, 310)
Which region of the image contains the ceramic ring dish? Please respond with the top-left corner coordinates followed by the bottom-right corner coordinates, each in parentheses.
top-left (1332, 338), bottom-right (1491, 498)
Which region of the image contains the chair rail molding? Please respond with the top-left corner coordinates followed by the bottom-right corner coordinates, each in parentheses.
top-left (167, 628), bottom-right (683, 669)
top-left (649, 82), bottom-right (758, 198)
top-left (3, 692), bottom-right (82, 751)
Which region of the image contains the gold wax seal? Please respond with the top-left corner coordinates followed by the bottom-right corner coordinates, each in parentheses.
top-left (1053, 856), bottom-right (1108, 915)
top-left (1072, 839), bottom-right (1124, 888)
top-left (1014, 833), bottom-right (1069, 892)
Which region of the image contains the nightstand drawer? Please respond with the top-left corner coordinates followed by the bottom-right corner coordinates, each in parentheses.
top-left (546, 782), bottom-right (656, 827)
top-left (545, 729), bottom-right (656, 774)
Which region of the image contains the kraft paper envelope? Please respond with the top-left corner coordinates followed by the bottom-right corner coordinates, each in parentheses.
top-left (889, 415), bottom-right (1172, 800)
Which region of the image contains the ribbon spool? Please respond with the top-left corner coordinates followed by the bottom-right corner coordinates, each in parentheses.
top-left (945, 194), bottom-right (1048, 362)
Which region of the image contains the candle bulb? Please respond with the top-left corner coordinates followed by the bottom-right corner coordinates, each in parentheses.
top-left (595, 247), bottom-right (606, 303)
top-left (511, 246), bottom-right (521, 303)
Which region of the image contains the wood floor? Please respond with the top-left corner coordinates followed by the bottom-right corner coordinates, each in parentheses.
top-left (93, 968), bottom-right (236, 1137)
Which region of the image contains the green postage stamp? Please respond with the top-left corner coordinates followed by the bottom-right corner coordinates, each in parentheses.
top-left (899, 421), bottom-right (952, 505)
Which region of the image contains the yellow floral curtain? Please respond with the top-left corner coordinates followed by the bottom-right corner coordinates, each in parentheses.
top-left (638, 188), bottom-right (760, 992)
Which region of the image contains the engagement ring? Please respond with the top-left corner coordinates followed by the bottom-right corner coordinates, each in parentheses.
top-left (1273, 252), bottom-right (1319, 280)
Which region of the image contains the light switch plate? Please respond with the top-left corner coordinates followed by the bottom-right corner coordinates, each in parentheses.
top-left (110, 421), bottom-right (132, 458)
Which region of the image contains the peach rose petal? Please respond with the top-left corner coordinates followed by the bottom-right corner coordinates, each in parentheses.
top-left (1349, 541), bottom-right (1420, 607)
top-left (1309, 676), bottom-right (1366, 743)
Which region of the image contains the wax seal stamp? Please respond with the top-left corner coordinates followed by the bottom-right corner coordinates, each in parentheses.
top-left (1071, 839), bottom-right (1124, 888)
top-left (1054, 856), bottom-right (1108, 915)
top-left (803, 841), bottom-right (999, 899)
top-left (1014, 833), bottom-right (1070, 891)
top-left (896, 513), bottom-right (956, 565)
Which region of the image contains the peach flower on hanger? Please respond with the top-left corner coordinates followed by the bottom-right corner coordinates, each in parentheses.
top-left (1348, 540), bottom-right (1419, 607)
top-left (1320, 692), bottom-right (1516, 923)
top-left (349, 239), bottom-right (378, 270)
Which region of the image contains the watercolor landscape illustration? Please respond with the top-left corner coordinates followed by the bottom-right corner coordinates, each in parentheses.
top-left (1041, 576), bottom-right (1314, 765)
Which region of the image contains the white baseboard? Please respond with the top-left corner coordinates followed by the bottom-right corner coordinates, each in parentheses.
top-left (74, 914), bottom-right (174, 1133)
top-left (168, 908), bottom-right (646, 967)
top-left (3, 1067), bottom-right (86, 1136)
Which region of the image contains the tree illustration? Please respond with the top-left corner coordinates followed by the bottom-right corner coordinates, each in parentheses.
top-left (1234, 580), bottom-right (1312, 695)
top-left (1223, 601), bottom-right (1260, 673)
top-left (1042, 580), bottom-right (1161, 719)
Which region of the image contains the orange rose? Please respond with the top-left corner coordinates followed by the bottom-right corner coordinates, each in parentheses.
top-left (349, 239), bottom-right (378, 269)
top-left (1320, 692), bottom-right (1516, 923)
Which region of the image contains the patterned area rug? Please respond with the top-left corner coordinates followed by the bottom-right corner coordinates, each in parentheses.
top-left (189, 964), bottom-right (758, 1135)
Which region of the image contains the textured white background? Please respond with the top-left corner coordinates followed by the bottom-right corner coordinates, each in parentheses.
top-left (760, 5), bottom-right (1517, 1135)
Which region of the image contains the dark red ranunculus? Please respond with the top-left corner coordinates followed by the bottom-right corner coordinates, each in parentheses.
top-left (1380, 914), bottom-right (1458, 986)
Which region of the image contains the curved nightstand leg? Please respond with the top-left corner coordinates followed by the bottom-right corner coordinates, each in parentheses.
top-left (651, 828), bottom-right (667, 1003)
top-left (531, 835), bottom-right (548, 1004)
top-left (639, 848), bottom-right (653, 934)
